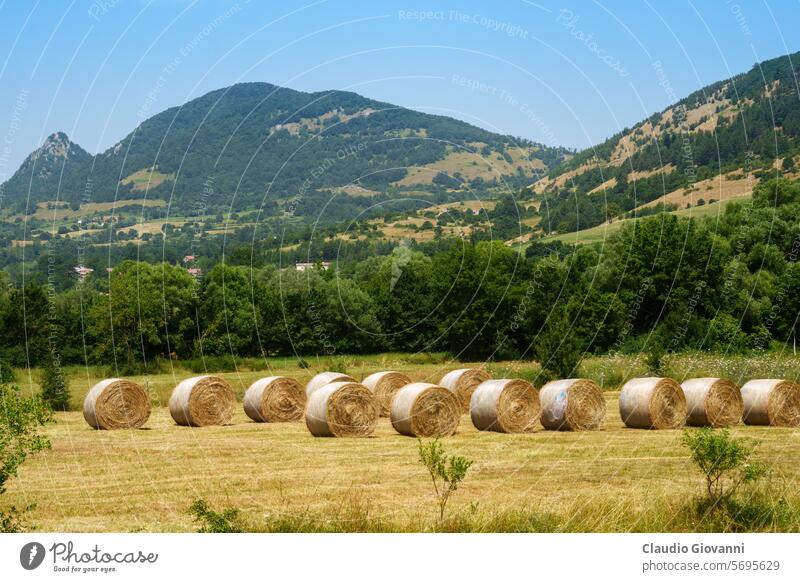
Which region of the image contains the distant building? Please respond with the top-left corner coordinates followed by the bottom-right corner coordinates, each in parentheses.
top-left (73, 265), bottom-right (94, 279)
top-left (187, 268), bottom-right (202, 277)
top-left (295, 261), bottom-right (331, 271)
top-left (183, 255), bottom-right (196, 263)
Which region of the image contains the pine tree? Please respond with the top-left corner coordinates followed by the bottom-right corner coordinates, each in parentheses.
top-left (40, 350), bottom-right (70, 411)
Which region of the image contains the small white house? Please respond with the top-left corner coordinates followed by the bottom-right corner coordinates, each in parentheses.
top-left (295, 261), bottom-right (331, 272)
top-left (73, 265), bottom-right (94, 278)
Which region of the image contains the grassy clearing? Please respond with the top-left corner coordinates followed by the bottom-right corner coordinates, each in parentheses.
top-left (5, 352), bottom-right (800, 532)
top-left (397, 146), bottom-right (543, 186)
top-left (119, 219), bottom-right (189, 236)
top-left (120, 168), bottom-right (175, 191)
top-left (539, 197), bottom-right (747, 246)
top-left (427, 199), bottom-right (497, 213)
top-left (5, 199), bottom-right (168, 223)
top-left (640, 171), bottom-right (756, 211)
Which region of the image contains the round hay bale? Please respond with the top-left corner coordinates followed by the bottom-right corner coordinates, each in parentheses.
top-left (305, 381), bottom-right (378, 437)
top-left (539, 378), bottom-right (606, 431)
top-left (619, 377), bottom-right (687, 429)
top-left (391, 383), bottom-right (461, 437)
top-left (439, 368), bottom-right (491, 413)
top-left (169, 375), bottom-right (236, 427)
top-left (305, 371), bottom-right (356, 397)
top-left (681, 378), bottom-right (743, 427)
top-left (243, 376), bottom-right (306, 423)
top-left (741, 379), bottom-right (800, 427)
top-left (470, 378), bottom-right (540, 433)
top-left (362, 371), bottom-right (411, 417)
top-left (83, 378), bottom-right (150, 430)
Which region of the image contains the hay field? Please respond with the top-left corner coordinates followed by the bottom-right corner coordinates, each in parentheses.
top-left (6, 354), bottom-right (800, 532)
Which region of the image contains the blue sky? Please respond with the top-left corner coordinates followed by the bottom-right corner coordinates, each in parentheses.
top-left (1, 0), bottom-right (799, 174)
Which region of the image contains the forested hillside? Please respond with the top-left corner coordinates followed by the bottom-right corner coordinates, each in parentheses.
top-left (533, 51), bottom-right (800, 234)
top-left (3, 178), bottom-right (799, 373)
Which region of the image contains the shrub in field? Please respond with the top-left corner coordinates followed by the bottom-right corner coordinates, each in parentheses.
top-left (680, 428), bottom-right (785, 530)
top-left (417, 438), bottom-right (473, 523)
top-left (532, 309), bottom-right (583, 381)
top-left (682, 428), bottom-right (767, 504)
top-left (0, 360), bottom-right (15, 384)
top-left (40, 354), bottom-right (70, 411)
top-left (188, 499), bottom-right (245, 533)
top-left (710, 490), bottom-right (800, 532)
top-left (708, 313), bottom-right (748, 352)
top-left (321, 356), bottom-right (352, 376)
top-left (644, 343), bottom-right (667, 376)
top-left (0, 383), bottom-right (52, 532)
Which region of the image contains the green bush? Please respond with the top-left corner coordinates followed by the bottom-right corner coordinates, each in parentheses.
top-left (532, 310), bottom-right (583, 381)
top-left (753, 177), bottom-right (800, 207)
top-left (188, 499), bottom-right (245, 533)
top-left (682, 428), bottom-right (768, 506)
top-left (708, 314), bottom-right (747, 352)
top-left (700, 491), bottom-right (800, 532)
top-left (417, 438), bottom-right (473, 523)
top-left (40, 355), bottom-right (70, 411)
top-left (0, 360), bottom-right (15, 384)
top-left (321, 356), bottom-right (355, 375)
top-left (0, 383), bottom-right (53, 532)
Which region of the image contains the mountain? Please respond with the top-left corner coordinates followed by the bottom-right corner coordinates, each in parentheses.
top-left (1, 83), bottom-right (568, 215)
top-left (531, 51), bottom-right (800, 234)
top-left (3, 132), bottom-right (93, 211)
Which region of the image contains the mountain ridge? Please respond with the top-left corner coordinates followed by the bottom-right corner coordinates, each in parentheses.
top-left (1, 82), bottom-right (567, 215)
top-left (531, 51), bottom-right (800, 235)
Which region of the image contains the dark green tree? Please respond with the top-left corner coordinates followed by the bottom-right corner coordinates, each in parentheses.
top-left (89, 261), bottom-right (197, 366)
top-left (198, 264), bottom-right (262, 356)
top-left (40, 349), bottom-right (70, 411)
top-left (532, 307), bottom-right (584, 380)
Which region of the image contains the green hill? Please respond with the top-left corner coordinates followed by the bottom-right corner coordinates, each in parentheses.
top-left (530, 51), bottom-right (800, 235)
top-left (1, 83), bottom-right (568, 216)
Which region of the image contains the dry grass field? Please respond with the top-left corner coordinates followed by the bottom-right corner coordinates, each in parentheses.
top-left (24, 198), bottom-right (166, 221)
top-left (640, 171), bottom-right (757, 210)
top-left (120, 168), bottom-right (175, 191)
top-left (397, 146), bottom-right (544, 186)
top-left (5, 353), bottom-right (800, 532)
top-left (540, 197), bottom-right (747, 246)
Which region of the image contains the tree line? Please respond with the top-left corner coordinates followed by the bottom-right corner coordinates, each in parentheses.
top-left (2, 179), bottom-right (800, 379)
